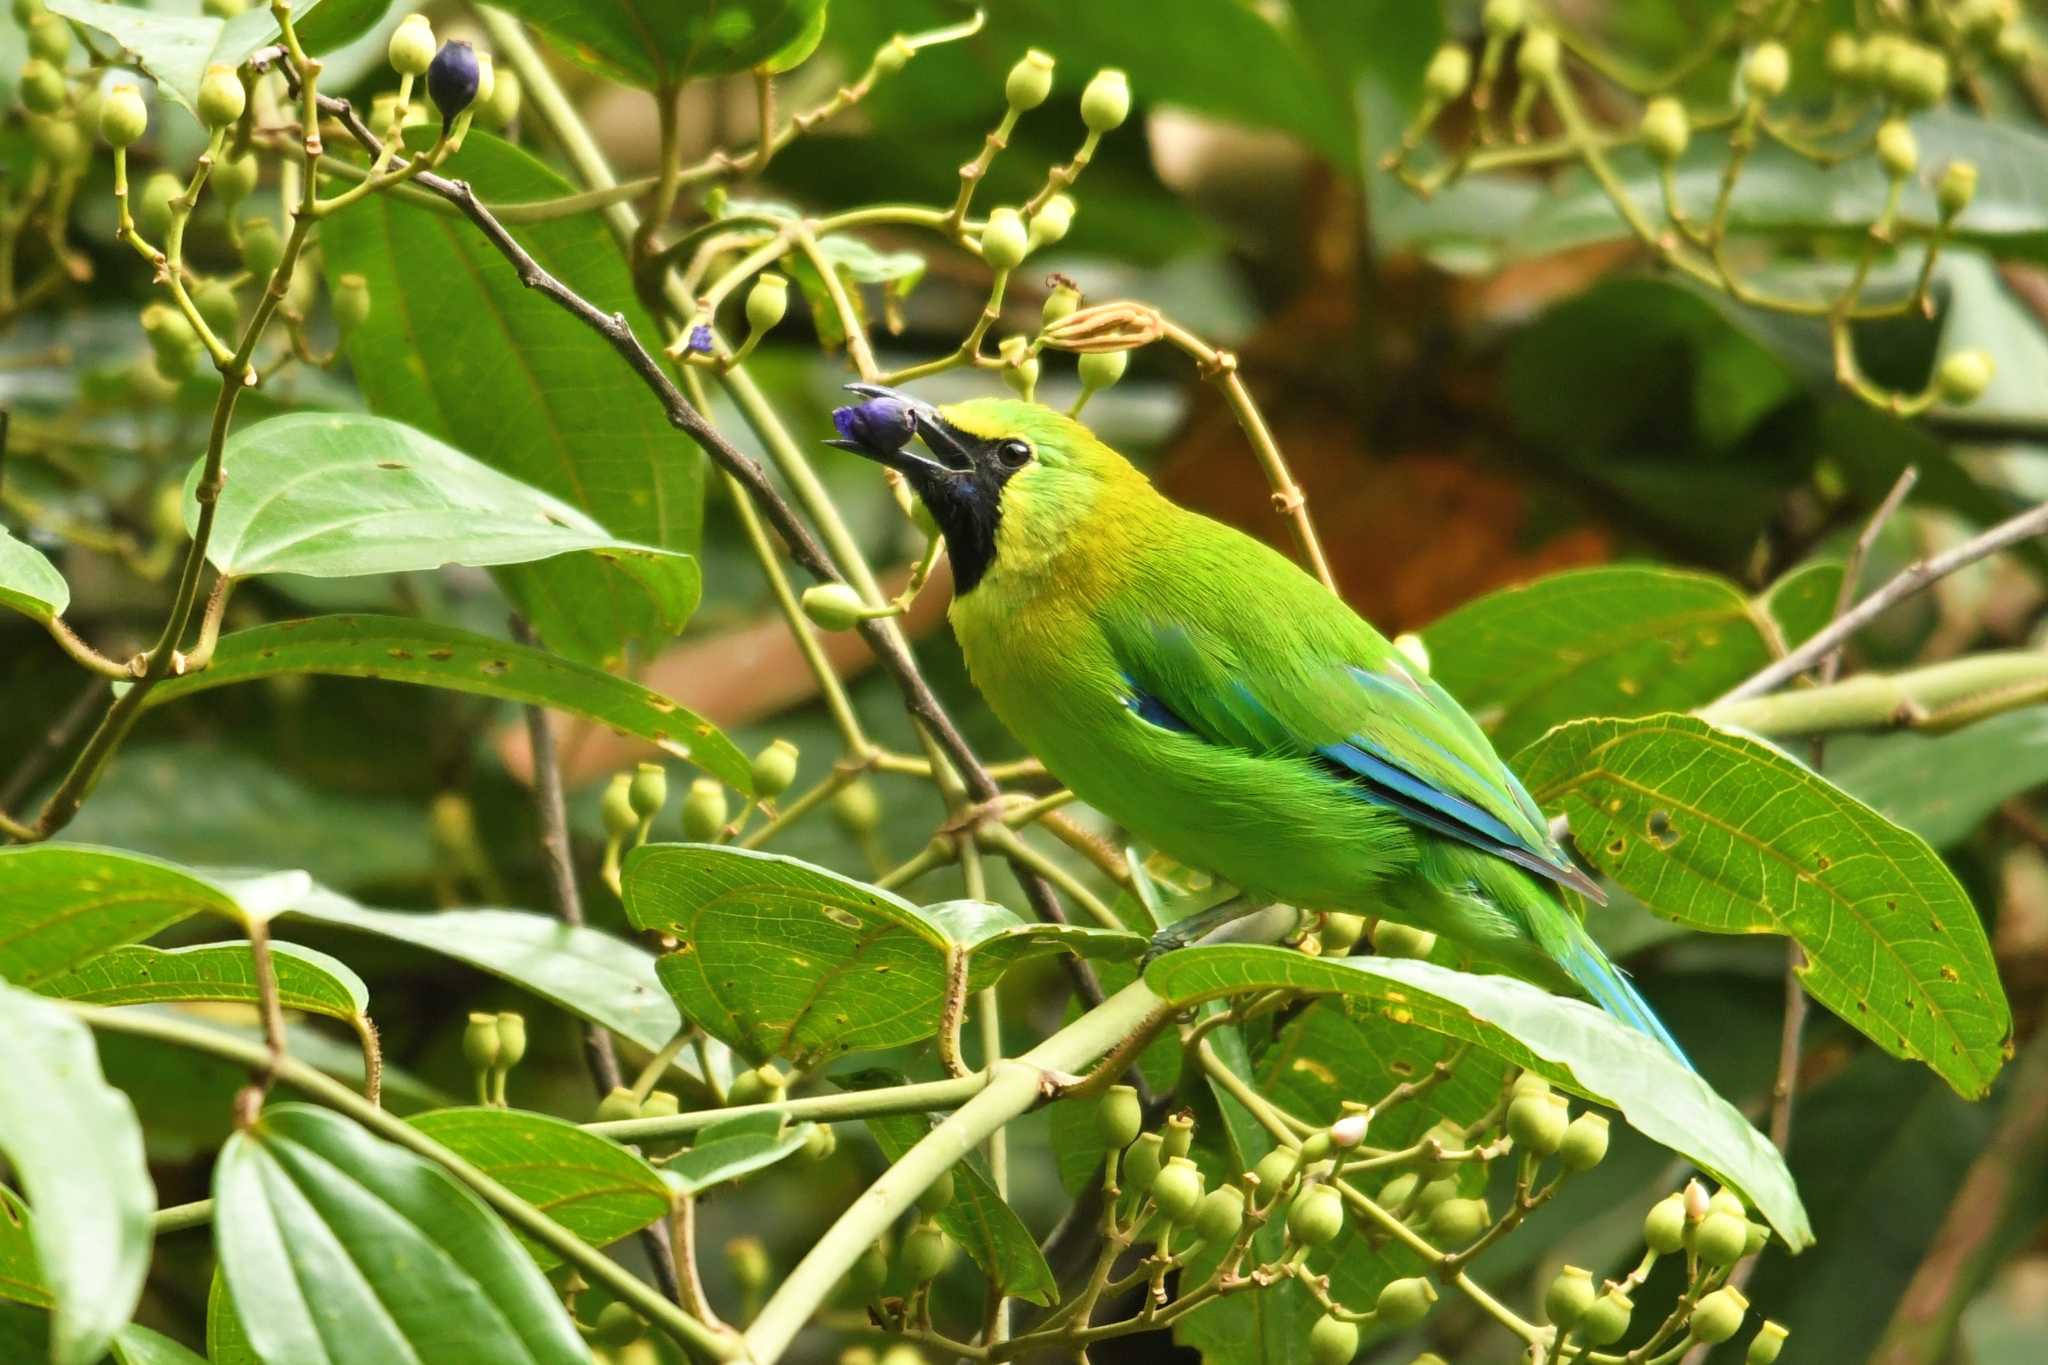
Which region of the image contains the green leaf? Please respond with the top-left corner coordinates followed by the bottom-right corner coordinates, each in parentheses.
top-left (205, 1269), bottom-right (258, 1365)
top-left (214, 1103), bottom-right (586, 1365)
top-left (408, 1108), bottom-right (669, 1268)
top-left (487, 0), bottom-right (825, 89)
top-left (1143, 945), bottom-right (1813, 1249)
top-left (1518, 714), bottom-right (2012, 1098)
top-left (658, 1112), bottom-right (815, 1196)
top-left (290, 0), bottom-right (391, 54)
top-left (191, 413), bottom-right (698, 642)
top-left (110, 1322), bottom-right (209, 1365)
top-left (284, 887), bottom-right (680, 1052)
top-left (0, 526), bottom-right (66, 623)
top-left (1422, 565), bottom-right (1781, 755)
top-left (0, 844), bottom-right (254, 987)
top-left (139, 615), bottom-right (750, 789)
top-left (622, 844), bottom-right (1142, 1067)
top-left (842, 1072), bottom-right (1059, 1306)
top-left (321, 130), bottom-right (704, 666)
top-left (0, 1187), bottom-right (49, 1310)
top-left (1761, 560), bottom-right (1844, 652)
top-left (45, 0), bottom-right (360, 118)
top-left (0, 982), bottom-right (154, 1365)
top-left (35, 941), bottom-right (369, 1021)
top-left (1829, 708), bottom-right (2048, 849)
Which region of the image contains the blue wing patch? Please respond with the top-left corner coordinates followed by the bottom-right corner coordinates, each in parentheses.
top-left (1122, 677), bottom-right (1195, 733)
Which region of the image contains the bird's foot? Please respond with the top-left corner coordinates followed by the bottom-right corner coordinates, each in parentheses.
top-left (1142, 896), bottom-right (1267, 965)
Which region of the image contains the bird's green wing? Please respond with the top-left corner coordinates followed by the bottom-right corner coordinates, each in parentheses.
top-left (1102, 583), bottom-right (1599, 902)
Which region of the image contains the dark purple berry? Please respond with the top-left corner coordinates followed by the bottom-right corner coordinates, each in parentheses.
top-left (428, 40), bottom-right (480, 134)
top-left (830, 396), bottom-right (916, 454)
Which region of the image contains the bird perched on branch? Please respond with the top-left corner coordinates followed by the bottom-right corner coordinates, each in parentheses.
top-left (828, 384), bottom-right (1687, 1063)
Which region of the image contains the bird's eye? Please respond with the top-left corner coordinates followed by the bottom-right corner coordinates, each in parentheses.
top-left (995, 439), bottom-right (1033, 470)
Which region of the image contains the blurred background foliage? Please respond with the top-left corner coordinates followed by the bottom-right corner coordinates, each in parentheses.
top-left (3, 0), bottom-right (2047, 1361)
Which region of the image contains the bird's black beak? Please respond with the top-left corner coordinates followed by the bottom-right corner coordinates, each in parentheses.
top-left (825, 383), bottom-right (974, 479)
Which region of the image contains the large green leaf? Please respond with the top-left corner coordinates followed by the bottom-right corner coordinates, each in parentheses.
top-left (108, 1323), bottom-right (208, 1365)
top-left (843, 1072), bottom-right (1058, 1307)
top-left (486, 0), bottom-right (825, 89)
top-left (0, 1187), bottom-right (48, 1310)
top-left (205, 1269), bottom-right (257, 1365)
top-left (321, 130), bottom-right (703, 666)
top-left (191, 413), bottom-right (697, 640)
top-left (138, 615), bottom-right (749, 789)
top-left (657, 1112), bottom-right (815, 1196)
top-left (622, 844), bottom-right (1142, 1067)
top-left (0, 844), bottom-right (256, 987)
top-left (0, 527), bottom-right (66, 624)
top-left (1828, 708), bottom-right (2048, 850)
top-left (1519, 714), bottom-right (2011, 1099)
top-left (0, 982), bottom-right (154, 1365)
top-left (35, 942), bottom-right (368, 1021)
top-left (214, 1104), bottom-right (585, 1365)
top-left (45, 0), bottom-right (367, 117)
top-left (408, 1108), bottom-right (669, 1269)
top-left (1422, 565), bottom-right (1782, 755)
top-left (284, 887), bottom-right (681, 1052)
top-left (1143, 945), bottom-right (1813, 1249)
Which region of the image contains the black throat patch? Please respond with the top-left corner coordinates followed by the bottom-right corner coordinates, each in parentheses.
top-left (906, 437), bottom-right (1025, 595)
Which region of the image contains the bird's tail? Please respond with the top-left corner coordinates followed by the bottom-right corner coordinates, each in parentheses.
top-left (1531, 905), bottom-right (1693, 1071)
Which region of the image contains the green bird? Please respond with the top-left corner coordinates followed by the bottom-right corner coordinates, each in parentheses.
top-left (828, 385), bottom-right (1687, 1062)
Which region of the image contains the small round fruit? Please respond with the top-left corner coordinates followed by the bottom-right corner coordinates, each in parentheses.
top-left (1005, 49), bottom-right (1054, 112)
top-left (138, 171), bottom-right (181, 238)
top-left (462, 1012), bottom-right (501, 1070)
top-left (899, 1224), bottom-right (952, 1283)
top-left (1320, 912), bottom-right (1365, 955)
top-left (389, 14), bottom-right (436, 77)
top-left (1877, 117), bottom-right (1918, 180)
top-left (1936, 349), bottom-right (1994, 404)
top-left (1287, 1184), bottom-right (1345, 1246)
top-left (683, 778), bottom-right (729, 842)
top-left (980, 206), bottom-right (1029, 270)
top-left (495, 1012), bottom-right (526, 1067)
top-left (595, 1087), bottom-right (641, 1122)
top-left (1690, 1286), bottom-right (1748, 1345)
top-left (1743, 41), bottom-right (1789, 100)
top-left (628, 762), bottom-right (667, 818)
top-left (802, 582), bottom-right (870, 631)
top-left (1641, 96), bottom-right (1690, 163)
top-left (1545, 1265), bottom-right (1596, 1328)
top-left (1644, 1192), bottom-right (1687, 1254)
top-left (1096, 1083), bottom-right (1142, 1149)
top-left (332, 272), bottom-right (370, 333)
top-left (750, 738), bottom-right (799, 798)
top-left (1694, 1211), bottom-right (1748, 1268)
top-left (19, 57), bottom-right (65, 116)
top-left (1423, 44), bottom-right (1471, 104)
top-left (1124, 1132), bottom-right (1165, 1194)
top-left (99, 83), bottom-right (147, 148)
top-left (1558, 1112), bottom-right (1610, 1171)
top-left (1376, 1276), bottom-right (1438, 1329)
top-left (198, 63), bottom-right (244, 129)
top-left (1307, 1312), bottom-right (1359, 1365)
top-left (1161, 1109), bottom-right (1195, 1159)
top-left (1507, 1091), bottom-right (1569, 1156)
top-left (1427, 1196), bottom-right (1488, 1245)
top-left (746, 272), bottom-right (788, 334)
top-left (213, 152), bottom-right (257, 207)
top-left (1370, 919), bottom-right (1436, 959)
top-left (1252, 1145), bottom-right (1298, 1195)
top-left (589, 1301), bottom-right (643, 1348)
top-left (601, 772), bottom-right (637, 839)
top-left (1748, 1320), bottom-right (1789, 1364)
top-left (1152, 1156), bottom-right (1204, 1223)
top-left (1080, 68), bottom-right (1129, 132)
top-left (830, 779), bottom-right (880, 835)
top-left (1581, 1288), bottom-right (1634, 1347)
top-left (1376, 1172), bottom-right (1419, 1213)
top-left (1077, 348), bottom-right (1126, 392)
top-left (240, 217), bottom-right (284, 279)
top-left (916, 1169), bottom-right (955, 1216)
top-left (1194, 1186), bottom-right (1246, 1244)
top-left (1938, 160), bottom-right (1978, 219)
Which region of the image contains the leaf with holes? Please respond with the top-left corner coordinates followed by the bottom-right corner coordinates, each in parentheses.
top-left (408, 1108), bottom-right (669, 1269)
top-left (486, 0), bottom-right (826, 89)
top-left (0, 982), bottom-right (154, 1365)
top-left (622, 844), bottom-right (1142, 1067)
top-left (189, 413), bottom-right (698, 642)
top-left (1144, 946), bottom-right (1812, 1248)
top-left (0, 527), bottom-right (66, 624)
top-left (284, 888), bottom-right (680, 1052)
top-left (138, 615), bottom-right (749, 790)
top-left (1519, 714), bottom-right (2011, 1098)
top-left (35, 942), bottom-right (368, 1021)
top-left (1422, 565), bottom-right (1780, 755)
top-left (214, 1104), bottom-right (585, 1365)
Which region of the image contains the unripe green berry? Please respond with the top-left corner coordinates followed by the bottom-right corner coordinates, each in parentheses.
top-left (1194, 1185), bottom-right (1245, 1244)
top-left (1938, 160), bottom-right (1978, 219)
top-left (1641, 96), bottom-right (1690, 163)
top-left (1414, 1175), bottom-right (1459, 1215)
top-left (1298, 1130), bottom-right (1332, 1164)
top-left (1582, 1288), bottom-right (1634, 1346)
top-left (1744, 1220), bottom-right (1770, 1257)
top-left (726, 1067), bottom-right (766, 1105)
top-left (1124, 1131), bottom-right (1165, 1194)
top-left (1507, 1091), bottom-right (1569, 1156)
top-left (1286, 1184), bottom-right (1344, 1246)
top-left (462, 1011), bottom-right (501, 1071)
top-left (1747, 1320), bottom-right (1788, 1364)
top-left (1377, 1172), bottom-right (1419, 1213)
top-left (1308, 1312), bottom-right (1359, 1365)
top-left (1517, 28), bottom-right (1560, 83)
top-left (389, 14), bottom-right (436, 77)
top-left (595, 1086), bottom-right (641, 1122)
top-left (1161, 1108), bottom-right (1195, 1160)
top-left (1708, 1187), bottom-right (1746, 1220)
top-left (846, 1240), bottom-right (889, 1301)
top-left (803, 1122), bottom-right (837, 1161)
top-left (1377, 1276), bottom-right (1439, 1329)
top-left (1370, 919), bottom-right (1436, 960)
top-left (1152, 1156), bottom-right (1204, 1222)
top-left (494, 1011), bottom-right (526, 1068)
top-left (1743, 41), bottom-right (1789, 100)
top-left (1695, 1211), bottom-right (1748, 1268)
top-left (137, 170), bottom-right (181, 238)
top-left (1320, 912), bottom-right (1365, 955)
top-left (1691, 1285), bottom-right (1748, 1344)
top-left (1877, 117), bottom-right (1918, 180)
top-left (1001, 353), bottom-right (1039, 399)
top-left (27, 13), bottom-right (69, 64)
top-left (1029, 193), bottom-right (1074, 249)
top-left (640, 1090), bottom-right (678, 1119)
top-left (628, 762), bottom-right (667, 818)
top-left (482, 64), bottom-right (522, 129)
top-left (195, 279), bottom-right (238, 339)
top-left (1080, 68), bottom-right (1129, 132)
top-left (19, 57), bottom-right (65, 116)
top-left (1096, 1083), bottom-right (1142, 1149)
top-left (917, 1168), bottom-right (955, 1216)
top-left (873, 35), bottom-right (913, 77)
top-left (1546, 1265), bottom-right (1596, 1328)
top-left (198, 62), bottom-right (245, 130)
top-left (1005, 49), bottom-right (1054, 112)
top-left (830, 779), bottom-right (880, 836)
top-left (683, 777), bottom-right (729, 842)
top-left (1884, 43), bottom-right (1949, 108)
top-left (1424, 44), bottom-right (1471, 104)
top-left (333, 272), bottom-right (370, 333)
top-left (750, 738), bottom-right (799, 799)
top-left (240, 217), bottom-right (284, 279)
top-left (1252, 1145), bottom-right (1298, 1195)
top-left (28, 112), bottom-right (82, 170)
top-left (1824, 32), bottom-right (1863, 85)
top-left (900, 1223), bottom-right (952, 1283)
top-left (589, 1301), bottom-right (643, 1348)
top-left (1042, 278), bottom-right (1080, 328)
top-left (1427, 1196), bottom-right (1488, 1244)
top-left (473, 52), bottom-right (496, 109)
top-left (980, 206), bottom-right (1029, 270)
top-left (746, 272), bottom-right (788, 335)
top-left (1512, 1070), bottom-right (1551, 1098)
top-left (1645, 1192), bottom-right (1687, 1254)
top-left (214, 152), bottom-right (256, 208)
top-left (1482, 0), bottom-right (1525, 39)
top-left (1077, 348), bottom-right (1126, 392)
top-left (598, 772), bottom-right (638, 839)
top-left (1558, 1112), bottom-right (1609, 1171)
top-left (99, 83), bottom-right (147, 148)
top-left (802, 582), bottom-right (871, 632)
top-left (141, 301), bottom-right (192, 350)
top-left (1936, 349), bottom-right (1994, 403)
